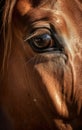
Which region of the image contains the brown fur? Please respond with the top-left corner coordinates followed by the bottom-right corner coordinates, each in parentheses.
top-left (0, 0), bottom-right (82, 130)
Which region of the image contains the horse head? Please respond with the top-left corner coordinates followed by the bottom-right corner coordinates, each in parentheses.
top-left (0, 0), bottom-right (82, 129)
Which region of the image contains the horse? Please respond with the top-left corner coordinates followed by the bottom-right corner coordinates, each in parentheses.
top-left (0, 0), bottom-right (82, 129)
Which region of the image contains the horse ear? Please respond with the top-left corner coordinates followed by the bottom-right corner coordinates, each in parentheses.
top-left (16, 0), bottom-right (32, 15)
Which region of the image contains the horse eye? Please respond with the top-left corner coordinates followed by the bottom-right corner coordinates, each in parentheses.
top-left (30, 34), bottom-right (52, 49)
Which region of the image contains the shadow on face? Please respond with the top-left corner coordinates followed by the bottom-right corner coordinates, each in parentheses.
top-left (0, 0), bottom-right (82, 130)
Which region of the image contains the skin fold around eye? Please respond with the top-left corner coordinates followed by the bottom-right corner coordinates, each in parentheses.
top-left (24, 26), bottom-right (64, 53)
top-left (24, 27), bottom-right (51, 41)
top-left (24, 27), bottom-right (54, 51)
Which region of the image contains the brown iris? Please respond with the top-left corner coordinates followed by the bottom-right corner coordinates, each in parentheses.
top-left (32, 34), bottom-right (52, 49)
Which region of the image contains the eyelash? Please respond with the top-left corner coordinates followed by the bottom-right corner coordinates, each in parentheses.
top-left (24, 26), bottom-right (63, 53)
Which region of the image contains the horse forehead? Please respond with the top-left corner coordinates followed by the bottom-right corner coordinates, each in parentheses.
top-left (16, 0), bottom-right (82, 17)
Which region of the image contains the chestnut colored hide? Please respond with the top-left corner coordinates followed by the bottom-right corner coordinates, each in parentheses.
top-left (0, 0), bottom-right (82, 130)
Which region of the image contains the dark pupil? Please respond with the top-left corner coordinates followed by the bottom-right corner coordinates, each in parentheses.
top-left (32, 34), bottom-right (51, 48)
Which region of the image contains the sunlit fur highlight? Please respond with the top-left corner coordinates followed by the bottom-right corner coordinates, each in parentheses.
top-left (0, 0), bottom-right (82, 130)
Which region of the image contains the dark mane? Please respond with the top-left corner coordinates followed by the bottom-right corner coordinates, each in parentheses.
top-left (0, 0), bottom-right (16, 73)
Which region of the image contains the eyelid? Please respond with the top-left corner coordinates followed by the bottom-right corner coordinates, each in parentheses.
top-left (24, 32), bottom-right (39, 42)
top-left (24, 27), bottom-right (52, 42)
